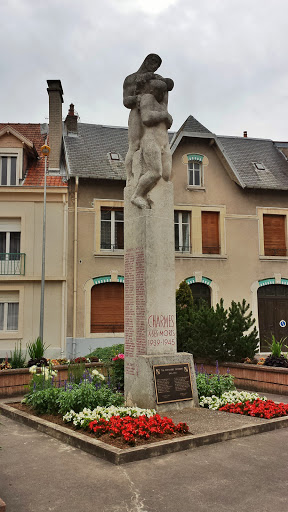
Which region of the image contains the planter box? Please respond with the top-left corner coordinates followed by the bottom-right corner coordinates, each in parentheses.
top-left (196, 361), bottom-right (288, 396)
top-left (0, 362), bottom-right (107, 398)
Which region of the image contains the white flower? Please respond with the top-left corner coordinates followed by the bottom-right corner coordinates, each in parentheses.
top-left (29, 365), bottom-right (37, 374)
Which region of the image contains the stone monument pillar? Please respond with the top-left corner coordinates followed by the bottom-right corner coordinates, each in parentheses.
top-left (123, 55), bottom-right (198, 411)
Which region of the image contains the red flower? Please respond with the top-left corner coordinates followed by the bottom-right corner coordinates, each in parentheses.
top-left (88, 414), bottom-right (189, 445)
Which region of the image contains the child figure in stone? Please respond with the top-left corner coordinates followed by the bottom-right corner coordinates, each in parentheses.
top-left (130, 77), bottom-right (174, 209)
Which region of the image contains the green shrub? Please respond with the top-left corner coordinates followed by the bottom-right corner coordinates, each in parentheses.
top-left (196, 372), bottom-right (235, 398)
top-left (176, 281), bottom-right (259, 362)
top-left (25, 387), bottom-right (61, 415)
top-left (87, 344), bottom-right (124, 363)
top-left (24, 376), bottom-right (124, 416)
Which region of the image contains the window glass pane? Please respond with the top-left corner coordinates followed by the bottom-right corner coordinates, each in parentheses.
top-left (115, 221), bottom-right (124, 249)
top-left (194, 170), bottom-right (200, 186)
top-left (1, 157), bottom-right (7, 185)
top-left (0, 232), bottom-right (6, 254)
top-left (194, 163), bottom-right (200, 170)
top-left (9, 232), bottom-right (20, 260)
top-left (115, 210), bottom-right (123, 221)
top-left (182, 224), bottom-right (190, 251)
top-left (182, 212), bottom-right (189, 224)
top-left (174, 224), bottom-right (179, 250)
top-left (7, 302), bottom-right (19, 330)
top-left (174, 211), bottom-right (179, 223)
top-left (101, 221), bottom-right (111, 249)
top-left (0, 303), bottom-right (4, 330)
top-left (10, 157), bottom-right (17, 185)
top-left (188, 169), bottom-right (194, 185)
top-left (101, 210), bottom-right (111, 221)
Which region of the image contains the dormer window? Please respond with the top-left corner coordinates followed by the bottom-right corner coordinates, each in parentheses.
top-left (0, 155), bottom-right (17, 185)
top-left (253, 162), bottom-right (266, 171)
top-left (110, 152), bottom-right (120, 161)
top-left (0, 148), bottom-right (23, 186)
top-left (187, 154), bottom-right (204, 186)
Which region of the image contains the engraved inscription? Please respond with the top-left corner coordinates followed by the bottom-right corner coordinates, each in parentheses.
top-left (153, 363), bottom-right (193, 404)
top-left (147, 314), bottom-right (176, 347)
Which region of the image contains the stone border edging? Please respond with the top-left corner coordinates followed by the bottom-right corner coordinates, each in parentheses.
top-left (2, 402), bottom-right (288, 465)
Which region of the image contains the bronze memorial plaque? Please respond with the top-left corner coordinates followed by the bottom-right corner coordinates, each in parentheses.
top-left (153, 363), bottom-right (193, 404)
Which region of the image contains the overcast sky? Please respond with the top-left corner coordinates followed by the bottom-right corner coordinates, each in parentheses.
top-left (2, 0), bottom-right (288, 140)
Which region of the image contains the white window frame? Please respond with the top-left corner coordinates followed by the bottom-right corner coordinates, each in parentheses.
top-left (0, 148), bottom-right (23, 186)
top-left (0, 302), bottom-right (19, 331)
top-left (174, 211), bottom-right (191, 252)
top-left (0, 292), bottom-right (19, 332)
top-left (188, 161), bottom-right (203, 187)
top-left (100, 208), bottom-right (124, 251)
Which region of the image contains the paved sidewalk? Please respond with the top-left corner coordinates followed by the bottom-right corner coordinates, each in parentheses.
top-left (1, 391), bottom-right (288, 511)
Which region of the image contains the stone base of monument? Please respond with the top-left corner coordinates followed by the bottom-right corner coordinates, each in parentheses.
top-left (124, 352), bottom-right (199, 412)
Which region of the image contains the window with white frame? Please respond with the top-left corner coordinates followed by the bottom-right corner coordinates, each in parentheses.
top-left (101, 208), bottom-right (124, 250)
top-left (0, 155), bottom-right (18, 185)
top-left (174, 211), bottom-right (190, 252)
top-left (0, 292), bottom-right (19, 331)
top-left (0, 219), bottom-right (21, 260)
top-left (187, 154), bottom-right (204, 187)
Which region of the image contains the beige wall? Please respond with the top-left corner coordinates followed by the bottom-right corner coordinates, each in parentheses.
top-left (172, 137), bottom-right (288, 340)
top-left (0, 188), bottom-right (67, 359)
top-left (67, 178), bottom-right (125, 344)
top-left (66, 139), bottom-right (288, 355)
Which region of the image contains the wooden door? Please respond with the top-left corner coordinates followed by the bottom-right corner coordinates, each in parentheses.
top-left (258, 285), bottom-right (288, 351)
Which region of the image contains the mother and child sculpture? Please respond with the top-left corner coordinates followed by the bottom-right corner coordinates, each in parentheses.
top-left (123, 54), bottom-right (174, 209)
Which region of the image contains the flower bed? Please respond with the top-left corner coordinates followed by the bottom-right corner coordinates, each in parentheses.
top-left (0, 362), bottom-right (106, 398)
top-left (195, 361), bottom-right (288, 395)
top-left (199, 390), bottom-right (267, 410)
top-left (10, 402), bottom-right (190, 450)
top-left (219, 399), bottom-right (288, 419)
top-left (88, 414), bottom-right (189, 446)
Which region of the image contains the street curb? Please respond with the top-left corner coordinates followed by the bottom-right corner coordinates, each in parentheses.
top-left (2, 402), bottom-right (288, 465)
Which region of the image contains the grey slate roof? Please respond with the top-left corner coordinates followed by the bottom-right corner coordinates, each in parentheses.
top-left (217, 136), bottom-right (288, 190)
top-left (64, 122), bottom-right (174, 181)
top-left (64, 118), bottom-right (288, 190)
top-left (177, 115), bottom-right (211, 134)
top-left (64, 123), bottom-right (128, 180)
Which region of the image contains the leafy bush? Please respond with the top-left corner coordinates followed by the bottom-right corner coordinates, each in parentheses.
top-left (24, 372), bottom-right (124, 416)
top-left (57, 383), bottom-right (124, 415)
top-left (25, 387), bottom-right (61, 415)
top-left (10, 342), bottom-right (26, 369)
top-left (176, 281), bottom-right (259, 362)
top-left (87, 344), bottom-right (124, 364)
top-left (196, 371), bottom-right (235, 397)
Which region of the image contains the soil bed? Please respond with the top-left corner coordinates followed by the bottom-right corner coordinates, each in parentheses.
top-left (10, 403), bottom-right (190, 450)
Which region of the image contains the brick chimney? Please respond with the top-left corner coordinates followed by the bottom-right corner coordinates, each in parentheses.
top-left (64, 103), bottom-right (78, 134)
top-left (47, 79), bottom-right (64, 171)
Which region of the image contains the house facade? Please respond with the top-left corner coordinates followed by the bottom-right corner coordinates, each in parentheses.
top-left (45, 81), bottom-right (288, 357)
top-left (0, 90), bottom-right (68, 359)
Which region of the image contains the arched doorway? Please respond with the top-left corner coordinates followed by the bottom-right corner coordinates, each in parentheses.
top-left (258, 284), bottom-right (288, 351)
top-left (189, 282), bottom-right (211, 308)
top-left (91, 282), bottom-right (124, 333)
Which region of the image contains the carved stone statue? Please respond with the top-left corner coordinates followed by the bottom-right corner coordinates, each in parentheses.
top-left (123, 54), bottom-right (174, 209)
